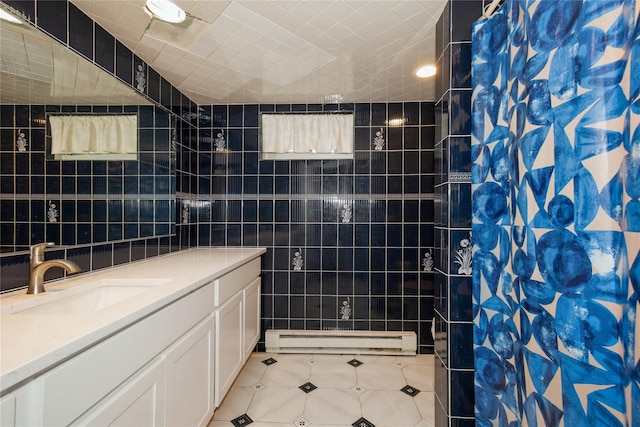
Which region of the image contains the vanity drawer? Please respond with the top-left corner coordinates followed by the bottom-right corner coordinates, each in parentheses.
top-left (213, 258), bottom-right (260, 306)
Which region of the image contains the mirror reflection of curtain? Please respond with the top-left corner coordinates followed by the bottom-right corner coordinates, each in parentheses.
top-left (49, 115), bottom-right (137, 154)
top-left (471, 0), bottom-right (638, 425)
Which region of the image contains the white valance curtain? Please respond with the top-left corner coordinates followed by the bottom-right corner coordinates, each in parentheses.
top-left (261, 113), bottom-right (353, 155)
top-left (49, 115), bottom-right (137, 155)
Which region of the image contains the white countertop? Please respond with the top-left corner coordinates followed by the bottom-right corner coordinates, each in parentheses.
top-left (0, 247), bottom-right (266, 393)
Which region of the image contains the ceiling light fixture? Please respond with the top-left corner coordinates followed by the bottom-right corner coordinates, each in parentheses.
top-left (144, 0), bottom-right (185, 23)
top-left (0, 8), bottom-right (23, 24)
top-left (387, 118), bottom-right (406, 127)
top-left (415, 65), bottom-right (437, 78)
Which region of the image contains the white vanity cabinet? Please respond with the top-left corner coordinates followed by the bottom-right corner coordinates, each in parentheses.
top-left (0, 248), bottom-right (264, 427)
top-left (212, 257), bottom-right (261, 407)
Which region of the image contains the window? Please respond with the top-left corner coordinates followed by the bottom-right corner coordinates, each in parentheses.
top-left (261, 113), bottom-right (353, 160)
top-left (49, 114), bottom-right (138, 160)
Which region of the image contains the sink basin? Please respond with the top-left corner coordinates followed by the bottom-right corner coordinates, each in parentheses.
top-left (17, 278), bottom-right (170, 315)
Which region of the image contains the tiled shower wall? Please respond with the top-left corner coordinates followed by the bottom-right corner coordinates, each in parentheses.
top-left (177, 102), bottom-right (437, 354)
top-left (433, 0), bottom-right (481, 425)
top-left (0, 0), bottom-right (196, 291)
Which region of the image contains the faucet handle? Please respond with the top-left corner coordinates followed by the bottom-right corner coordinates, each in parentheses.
top-left (30, 242), bottom-right (55, 265)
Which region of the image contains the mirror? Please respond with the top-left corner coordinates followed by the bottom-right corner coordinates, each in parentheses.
top-left (0, 10), bottom-right (176, 254)
top-left (0, 16), bottom-right (148, 105)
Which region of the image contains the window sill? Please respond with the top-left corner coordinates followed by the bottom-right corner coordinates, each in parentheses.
top-left (261, 152), bottom-right (353, 161)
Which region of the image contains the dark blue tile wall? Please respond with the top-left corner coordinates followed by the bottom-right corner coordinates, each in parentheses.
top-left (177, 102), bottom-right (437, 354)
top-left (0, 0), bottom-right (196, 292)
top-left (434, 0), bottom-right (481, 425)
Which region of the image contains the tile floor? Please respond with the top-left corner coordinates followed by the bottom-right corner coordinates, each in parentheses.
top-left (207, 353), bottom-right (434, 427)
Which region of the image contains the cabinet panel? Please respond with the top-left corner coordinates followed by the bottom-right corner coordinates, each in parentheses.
top-left (215, 291), bottom-right (243, 407)
top-left (165, 314), bottom-right (215, 427)
top-left (0, 393), bottom-right (16, 426)
top-left (243, 278), bottom-right (261, 361)
top-left (71, 358), bottom-right (165, 427)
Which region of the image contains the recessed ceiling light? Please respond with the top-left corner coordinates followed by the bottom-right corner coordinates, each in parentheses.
top-left (0, 8), bottom-right (23, 24)
top-left (144, 0), bottom-right (185, 23)
top-left (415, 65), bottom-right (437, 78)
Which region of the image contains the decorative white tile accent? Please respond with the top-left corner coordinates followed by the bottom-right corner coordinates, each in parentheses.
top-left (422, 249), bottom-right (433, 272)
top-left (340, 297), bottom-right (352, 320)
top-left (181, 202), bottom-right (189, 224)
top-left (47, 200), bottom-right (58, 223)
top-left (135, 63), bottom-right (146, 92)
top-left (453, 232), bottom-right (472, 275)
top-left (214, 129), bottom-right (227, 151)
top-left (340, 204), bottom-right (352, 223)
top-left (292, 249), bottom-right (304, 270)
top-left (373, 128), bottom-right (385, 150)
top-left (16, 129), bottom-right (27, 152)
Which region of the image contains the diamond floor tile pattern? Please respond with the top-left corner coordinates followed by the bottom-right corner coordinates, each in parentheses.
top-left (208, 353), bottom-right (435, 427)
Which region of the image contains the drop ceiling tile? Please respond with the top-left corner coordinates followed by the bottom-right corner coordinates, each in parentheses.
top-left (354, 2), bottom-right (393, 21)
top-left (66, 0), bottom-right (444, 104)
top-left (274, 12), bottom-right (307, 33)
top-left (248, 2), bottom-right (288, 23)
top-left (287, 2), bottom-right (324, 22)
top-left (322, 1), bottom-right (359, 20)
top-left (211, 14), bottom-right (243, 34)
top-left (222, 2), bottom-right (255, 23)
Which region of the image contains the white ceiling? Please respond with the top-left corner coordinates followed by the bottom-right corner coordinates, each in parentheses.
top-left (71, 0), bottom-right (447, 105)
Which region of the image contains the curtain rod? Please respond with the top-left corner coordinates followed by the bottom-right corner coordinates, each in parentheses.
top-left (483, 0), bottom-right (504, 18)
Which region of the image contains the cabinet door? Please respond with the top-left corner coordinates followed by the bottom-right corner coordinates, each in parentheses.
top-left (165, 314), bottom-right (215, 427)
top-left (0, 393), bottom-right (16, 426)
top-left (215, 291), bottom-right (243, 407)
top-left (71, 358), bottom-right (165, 426)
top-left (243, 278), bottom-right (261, 361)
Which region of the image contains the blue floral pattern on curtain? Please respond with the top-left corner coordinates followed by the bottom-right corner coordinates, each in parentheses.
top-left (471, 0), bottom-right (639, 425)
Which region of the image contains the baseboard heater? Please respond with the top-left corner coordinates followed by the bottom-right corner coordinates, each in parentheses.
top-left (265, 329), bottom-right (417, 355)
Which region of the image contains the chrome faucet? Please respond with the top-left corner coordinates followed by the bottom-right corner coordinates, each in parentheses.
top-left (27, 242), bottom-right (81, 294)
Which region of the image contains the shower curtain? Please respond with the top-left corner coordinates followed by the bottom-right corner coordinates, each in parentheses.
top-left (471, 0), bottom-right (639, 426)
